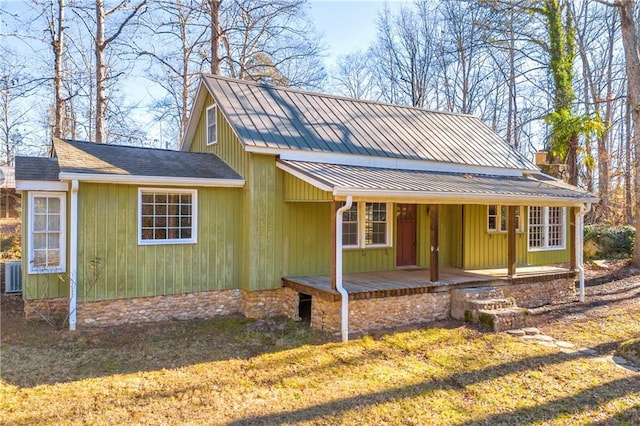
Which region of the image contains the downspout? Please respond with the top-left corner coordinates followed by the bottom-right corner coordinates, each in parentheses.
top-left (576, 202), bottom-right (592, 303)
top-left (69, 180), bottom-right (78, 330)
top-left (336, 196), bottom-right (353, 342)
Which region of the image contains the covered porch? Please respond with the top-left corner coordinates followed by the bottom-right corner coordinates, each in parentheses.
top-left (283, 266), bottom-right (575, 302)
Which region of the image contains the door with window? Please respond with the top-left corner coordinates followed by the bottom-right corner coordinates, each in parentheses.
top-left (396, 204), bottom-right (417, 266)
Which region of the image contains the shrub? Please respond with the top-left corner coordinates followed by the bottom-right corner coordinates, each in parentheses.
top-left (583, 223), bottom-right (635, 259)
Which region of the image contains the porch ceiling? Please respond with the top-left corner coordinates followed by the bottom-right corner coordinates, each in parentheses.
top-left (277, 160), bottom-right (598, 206)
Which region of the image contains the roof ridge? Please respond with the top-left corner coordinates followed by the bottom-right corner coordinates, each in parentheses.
top-left (201, 73), bottom-right (478, 119)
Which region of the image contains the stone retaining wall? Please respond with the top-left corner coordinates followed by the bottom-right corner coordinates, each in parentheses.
top-left (310, 292), bottom-right (451, 334)
top-left (502, 275), bottom-right (576, 308)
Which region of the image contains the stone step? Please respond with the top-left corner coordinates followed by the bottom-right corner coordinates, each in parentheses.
top-left (467, 297), bottom-right (516, 311)
top-left (477, 307), bottom-right (530, 332)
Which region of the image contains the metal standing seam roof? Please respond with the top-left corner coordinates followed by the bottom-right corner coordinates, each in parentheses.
top-left (53, 139), bottom-right (243, 181)
top-left (203, 75), bottom-right (538, 171)
top-left (277, 160), bottom-right (598, 204)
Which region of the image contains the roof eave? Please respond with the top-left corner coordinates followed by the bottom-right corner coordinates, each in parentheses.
top-left (58, 172), bottom-right (245, 188)
top-left (331, 187), bottom-right (598, 206)
top-left (16, 180), bottom-right (68, 191)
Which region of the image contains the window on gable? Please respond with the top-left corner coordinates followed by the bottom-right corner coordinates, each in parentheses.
top-left (487, 205), bottom-right (522, 233)
top-left (341, 202), bottom-right (391, 248)
top-left (528, 206), bottom-right (565, 251)
top-left (139, 189), bottom-right (197, 245)
top-left (28, 192), bottom-right (66, 274)
top-left (206, 105), bottom-right (217, 145)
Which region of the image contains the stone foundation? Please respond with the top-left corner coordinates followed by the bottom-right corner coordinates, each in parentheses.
top-left (502, 275), bottom-right (576, 308)
top-left (240, 287), bottom-right (299, 319)
top-left (24, 297), bottom-right (69, 320)
top-left (77, 290), bottom-right (242, 326)
top-left (310, 292), bottom-right (451, 334)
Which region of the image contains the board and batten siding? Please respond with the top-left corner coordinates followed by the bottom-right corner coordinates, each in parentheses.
top-left (21, 192), bottom-right (70, 300)
top-left (188, 93), bottom-right (248, 176)
top-left (76, 182), bottom-right (242, 302)
top-left (283, 173), bottom-right (332, 202)
top-left (462, 204), bottom-right (570, 269)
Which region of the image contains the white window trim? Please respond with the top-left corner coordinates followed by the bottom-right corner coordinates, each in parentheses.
top-left (28, 192), bottom-right (66, 274)
top-left (206, 104), bottom-right (217, 145)
top-left (138, 188), bottom-right (198, 245)
top-left (343, 202), bottom-right (393, 249)
top-left (487, 205), bottom-right (523, 233)
top-left (528, 206), bottom-right (566, 251)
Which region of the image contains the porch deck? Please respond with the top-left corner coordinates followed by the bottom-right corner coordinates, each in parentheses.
top-left (282, 266), bottom-right (573, 301)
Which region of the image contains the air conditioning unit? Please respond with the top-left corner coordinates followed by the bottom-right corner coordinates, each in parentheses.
top-left (5, 261), bottom-right (22, 294)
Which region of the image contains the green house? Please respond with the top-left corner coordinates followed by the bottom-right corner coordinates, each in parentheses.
top-left (15, 75), bottom-right (597, 336)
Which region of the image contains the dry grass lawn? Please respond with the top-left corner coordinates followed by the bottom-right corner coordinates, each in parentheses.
top-left (1, 265), bottom-right (639, 425)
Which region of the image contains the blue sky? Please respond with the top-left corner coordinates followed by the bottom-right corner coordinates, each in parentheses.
top-left (309, 0), bottom-right (395, 61)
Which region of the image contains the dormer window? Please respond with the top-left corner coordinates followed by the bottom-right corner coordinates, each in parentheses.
top-left (206, 105), bottom-right (217, 145)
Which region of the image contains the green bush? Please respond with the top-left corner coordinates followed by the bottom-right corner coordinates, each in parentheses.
top-left (583, 223), bottom-right (635, 259)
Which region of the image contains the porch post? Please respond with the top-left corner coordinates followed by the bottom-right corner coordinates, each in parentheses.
top-left (569, 206), bottom-right (577, 271)
top-left (507, 205), bottom-right (517, 278)
top-left (330, 200), bottom-right (337, 290)
top-left (430, 204), bottom-right (439, 283)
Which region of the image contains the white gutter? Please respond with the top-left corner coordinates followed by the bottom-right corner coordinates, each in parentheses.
top-left (69, 180), bottom-right (79, 331)
top-left (577, 202), bottom-right (592, 303)
top-left (331, 187), bottom-right (594, 207)
top-left (336, 196), bottom-right (353, 343)
top-left (58, 172), bottom-right (245, 188)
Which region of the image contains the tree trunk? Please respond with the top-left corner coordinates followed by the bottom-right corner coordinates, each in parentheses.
top-left (618, 0), bottom-right (640, 264)
top-left (53, 0), bottom-right (65, 139)
top-left (95, 0), bottom-right (106, 143)
top-left (210, 0), bottom-right (221, 74)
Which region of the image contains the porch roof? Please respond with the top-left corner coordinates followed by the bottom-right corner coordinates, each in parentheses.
top-left (277, 160), bottom-right (598, 206)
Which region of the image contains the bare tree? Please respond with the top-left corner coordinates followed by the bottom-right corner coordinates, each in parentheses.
top-left (91, 0), bottom-right (147, 143)
top-left (332, 50), bottom-right (376, 100)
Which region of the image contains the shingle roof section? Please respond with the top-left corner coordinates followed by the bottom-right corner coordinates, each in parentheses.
top-left (279, 160), bottom-right (597, 202)
top-left (203, 75), bottom-right (538, 171)
top-left (15, 157), bottom-right (61, 182)
top-left (54, 139), bottom-right (242, 180)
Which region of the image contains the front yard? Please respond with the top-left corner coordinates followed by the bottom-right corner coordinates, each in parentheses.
top-left (1, 262), bottom-right (639, 425)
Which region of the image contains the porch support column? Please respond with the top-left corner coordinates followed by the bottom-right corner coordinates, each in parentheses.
top-left (569, 206), bottom-right (577, 271)
top-left (507, 205), bottom-right (517, 278)
top-left (330, 201), bottom-right (337, 290)
top-left (429, 204), bottom-right (439, 283)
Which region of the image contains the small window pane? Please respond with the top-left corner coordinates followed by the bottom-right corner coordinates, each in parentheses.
top-left (48, 197), bottom-right (60, 212)
top-left (34, 214), bottom-right (46, 231)
top-left (33, 234), bottom-right (47, 250)
top-left (48, 214), bottom-right (60, 231)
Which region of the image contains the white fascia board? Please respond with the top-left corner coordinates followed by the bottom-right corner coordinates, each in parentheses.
top-left (275, 161), bottom-right (334, 192)
top-left (249, 146), bottom-right (536, 177)
top-left (332, 187), bottom-right (586, 207)
top-left (58, 172), bottom-right (245, 188)
top-left (16, 180), bottom-right (68, 191)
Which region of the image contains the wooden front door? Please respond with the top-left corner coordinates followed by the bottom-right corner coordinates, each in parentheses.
top-left (396, 204), bottom-right (417, 266)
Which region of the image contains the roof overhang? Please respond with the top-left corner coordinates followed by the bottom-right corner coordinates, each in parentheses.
top-left (16, 180), bottom-right (68, 191)
top-left (58, 172), bottom-right (245, 188)
top-left (277, 160), bottom-right (598, 207)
